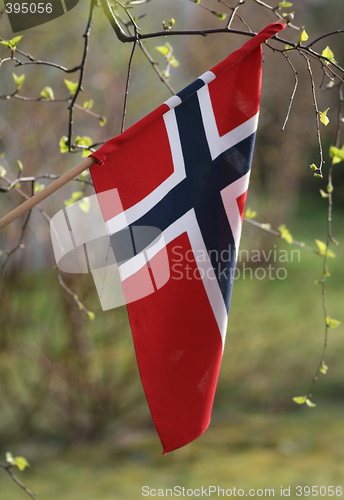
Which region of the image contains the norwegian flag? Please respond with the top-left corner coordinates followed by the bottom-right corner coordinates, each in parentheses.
top-left (90, 22), bottom-right (285, 453)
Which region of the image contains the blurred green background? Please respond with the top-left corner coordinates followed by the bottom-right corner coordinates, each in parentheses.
top-left (0, 0), bottom-right (344, 498)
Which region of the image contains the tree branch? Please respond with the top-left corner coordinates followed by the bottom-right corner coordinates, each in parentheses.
top-left (305, 29), bottom-right (344, 49)
top-left (0, 462), bottom-right (38, 499)
top-left (67, 0), bottom-right (96, 149)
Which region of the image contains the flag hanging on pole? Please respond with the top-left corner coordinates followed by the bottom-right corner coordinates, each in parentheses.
top-left (89, 22), bottom-right (286, 453)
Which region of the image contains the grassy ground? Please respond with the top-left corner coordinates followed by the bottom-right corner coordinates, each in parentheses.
top-left (1, 404), bottom-right (344, 500)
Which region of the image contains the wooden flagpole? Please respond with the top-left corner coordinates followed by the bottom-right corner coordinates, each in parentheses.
top-left (0, 157), bottom-right (96, 230)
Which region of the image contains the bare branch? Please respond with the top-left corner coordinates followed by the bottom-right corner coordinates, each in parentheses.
top-left (57, 271), bottom-right (95, 320)
top-left (67, 0), bottom-right (96, 149)
top-left (224, 0), bottom-right (252, 31)
top-left (301, 52), bottom-right (325, 177)
top-left (281, 52), bottom-right (299, 131)
top-left (0, 463), bottom-right (38, 500)
top-left (115, 2), bottom-right (176, 94)
top-left (244, 218), bottom-right (319, 255)
top-left (121, 39), bottom-right (137, 132)
top-left (305, 29), bottom-right (344, 49)
top-left (0, 183), bottom-right (33, 294)
top-left (302, 85), bottom-right (344, 402)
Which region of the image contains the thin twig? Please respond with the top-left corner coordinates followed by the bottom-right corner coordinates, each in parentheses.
top-left (67, 0), bottom-right (96, 149)
top-left (0, 173), bottom-right (92, 192)
top-left (0, 184), bottom-right (33, 295)
top-left (0, 41), bottom-right (81, 72)
top-left (0, 177), bottom-right (51, 222)
top-left (305, 29), bottom-right (344, 49)
top-left (57, 271), bottom-right (94, 320)
top-left (186, 0), bottom-right (228, 21)
top-left (136, 39), bottom-right (176, 94)
top-left (301, 51), bottom-right (325, 176)
top-left (306, 85), bottom-right (343, 402)
top-left (226, 0), bottom-right (246, 29)
top-left (281, 52), bottom-right (299, 131)
top-left (244, 217), bottom-right (319, 254)
top-left (121, 39), bottom-right (137, 132)
top-left (14, 59), bottom-right (80, 73)
top-left (302, 47), bottom-right (344, 79)
top-left (115, 2), bottom-right (176, 94)
top-left (0, 463), bottom-right (38, 500)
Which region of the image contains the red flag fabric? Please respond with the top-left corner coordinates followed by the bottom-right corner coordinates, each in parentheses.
top-left (89, 22), bottom-right (286, 453)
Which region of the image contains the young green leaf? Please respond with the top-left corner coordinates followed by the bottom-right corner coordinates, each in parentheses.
top-left (315, 239), bottom-right (336, 258)
top-left (162, 18), bottom-right (176, 30)
top-left (306, 399), bottom-right (316, 408)
top-left (99, 117), bottom-right (107, 127)
top-left (319, 108), bottom-right (330, 126)
top-left (293, 396), bottom-right (307, 404)
top-left (0, 166), bottom-right (7, 178)
top-left (13, 456), bottom-right (30, 471)
top-left (323, 266), bottom-right (331, 278)
top-left (314, 239), bottom-right (326, 254)
top-left (245, 207), bottom-right (257, 219)
top-left (278, 224), bottom-right (293, 244)
top-left (310, 163), bottom-right (317, 171)
top-left (83, 99), bottom-right (94, 109)
top-left (17, 160), bottom-right (23, 172)
top-left (87, 311), bottom-right (95, 321)
top-left (156, 44), bottom-right (170, 57)
top-left (75, 136), bottom-right (93, 157)
top-left (12, 73), bottom-right (25, 90)
top-left (0, 36), bottom-right (23, 50)
top-left (319, 189), bottom-right (329, 199)
top-left (322, 46), bottom-right (336, 64)
top-left (5, 452), bottom-right (30, 471)
top-left (59, 136), bottom-right (69, 153)
top-left (156, 42), bottom-right (179, 77)
top-left (279, 1), bottom-right (293, 7)
top-left (216, 13), bottom-right (227, 20)
top-left (79, 169), bottom-right (90, 179)
top-left (79, 197), bottom-right (90, 213)
top-left (327, 183), bottom-right (334, 194)
top-left (326, 316), bottom-right (341, 329)
top-left (64, 191), bottom-right (83, 206)
top-left (169, 55), bottom-right (180, 67)
top-left (34, 183), bottom-right (45, 193)
top-left (72, 191), bottom-right (83, 200)
top-left (329, 145), bottom-right (344, 165)
top-left (75, 136), bottom-right (93, 147)
top-left (41, 86), bottom-right (54, 99)
top-left (64, 79), bottom-right (79, 96)
top-left (299, 29), bottom-right (309, 44)
top-left (320, 363), bottom-right (329, 375)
